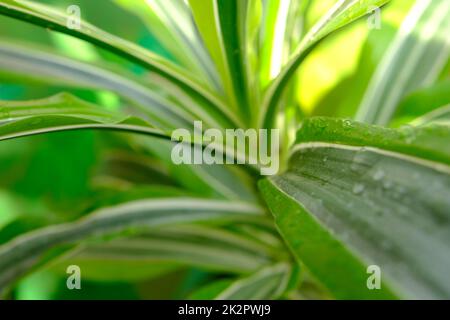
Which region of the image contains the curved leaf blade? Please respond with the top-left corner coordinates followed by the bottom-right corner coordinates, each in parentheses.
top-left (391, 80), bottom-right (450, 127)
top-left (410, 104), bottom-right (450, 126)
top-left (260, 0), bottom-right (391, 129)
top-left (190, 263), bottom-right (298, 300)
top-left (0, 198), bottom-right (263, 291)
top-left (260, 117), bottom-right (450, 299)
top-left (215, 263), bottom-right (298, 300)
top-left (356, 0), bottom-right (450, 125)
top-left (259, 0), bottom-right (288, 87)
top-left (0, 0), bottom-right (239, 127)
top-left (114, 0), bottom-right (221, 91)
top-left (0, 41), bottom-right (212, 129)
top-left (0, 93), bottom-right (262, 186)
top-left (295, 118), bottom-right (450, 165)
top-left (70, 225), bottom-right (277, 275)
top-left (0, 93), bottom-right (169, 142)
top-left (189, 0), bottom-right (252, 123)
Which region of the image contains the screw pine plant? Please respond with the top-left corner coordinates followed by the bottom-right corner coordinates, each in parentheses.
top-left (0, 0), bottom-right (449, 299)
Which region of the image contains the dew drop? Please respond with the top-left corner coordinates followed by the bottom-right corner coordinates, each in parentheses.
top-left (401, 125), bottom-right (416, 144)
top-left (351, 147), bottom-right (369, 172)
top-left (350, 162), bottom-right (359, 172)
top-left (316, 118), bottom-right (328, 129)
top-left (372, 169), bottom-right (385, 181)
top-left (343, 119), bottom-right (354, 130)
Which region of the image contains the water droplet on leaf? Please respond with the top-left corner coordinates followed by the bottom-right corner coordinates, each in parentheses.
top-left (373, 169), bottom-right (385, 181)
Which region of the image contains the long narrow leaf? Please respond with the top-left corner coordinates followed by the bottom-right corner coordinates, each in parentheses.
top-left (0, 93), bottom-right (168, 141)
top-left (0, 0), bottom-right (239, 127)
top-left (69, 225), bottom-right (278, 274)
top-left (0, 93), bottom-right (260, 176)
top-left (189, 0), bottom-right (252, 123)
top-left (259, 0), bottom-right (292, 87)
top-left (215, 263), bottom-right (297, 300)
top-left (410, 104), bottom-right (450, 126)
top-left (0, 198), bottom-right (263, 290)
top-left (114, 0), bottom-right (220, 92)
top-left (356, 0), bottom-right (450, 125)
top-left (260, 0), bottom-right (391, 129)
top-left (190, 263), bottom-right (297, 300)
top-left (0, 42), bottom-right (196, 129)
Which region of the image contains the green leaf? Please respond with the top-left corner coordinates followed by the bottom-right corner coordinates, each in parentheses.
top-left (294, 118), bottom-right (450, 165)
top-left (63, 225), bottom-right (277, 275)
top-left (190, 262), bottom-right (298, 300)
top-left (356, 0), bottom-right (450, 125)
top-left (214, 263), bottom-right (298, 300)
top-left (311, 22), bottom-right (399, 119)
top-left (260, 117), bottom-right (450, 299)
top-left (260, 0), bottom-right (391, 129)
top-left (136, 136), bottom-right (260, 201)
top-left (391, 80), bottom-right (450, 127)
top-left (0, 0), bottom-right (239, 128)
top-left (114, 0), bottom-right (220, 91)
top-left (189, 279), bottom-right (234, 300)
top-left (0, 197), bottom-right (263, 291)
top-left (259, 0), bottom-right (308, 88)
top-left (189, 0), bottom-right (252, 123)
top-left (50, 260), bottom-right (180, 283)
top-left (259, 0), bottom-right (287, 88)
top-left (410, 105), bottom-right (450, 126)
top-left (0, 41), bottom-right (211, 129)
top-left (0, 93), bottom-right (168, 142)
top-left (0, 92), bottom-right (262, 190)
